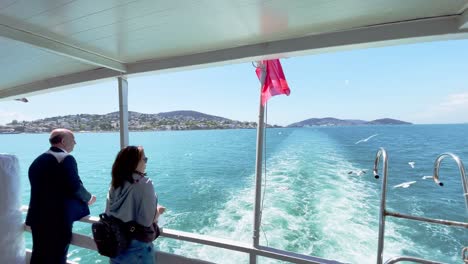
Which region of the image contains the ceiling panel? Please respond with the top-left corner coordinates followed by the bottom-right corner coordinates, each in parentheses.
top-left (27, 0), bottom-right (187, 33)
top-left (0, 36), bottom-right (97, 90)
top-left (0, 0), bottom-right (17, 10)
top-left (0, 0), bottom-right (75, 20)
top-left (0, 0), bottom-right (467, 98)
top-left (69, 0), bottom-right (468, 62)
top-left (1, 0), bottom-right (467, 63)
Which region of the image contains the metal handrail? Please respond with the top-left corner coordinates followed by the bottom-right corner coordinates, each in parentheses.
top-left (373, 149), bottom-right (468, 264)
top-left (462, 247), bottom-right (468, 263)
top-left (385, 211), bottom-right (467, 228)
top-left (373, 147), bottom-right (388, 264)
top-left (433, 153), bottom-right (468, 208)
top-left (384, 256), bottom-right (444, 264)
top-left (19, 206), bottom-right (344, 264)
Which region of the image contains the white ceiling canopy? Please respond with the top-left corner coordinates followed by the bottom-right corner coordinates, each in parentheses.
top-left (1, 0), bottom-right (468, 99)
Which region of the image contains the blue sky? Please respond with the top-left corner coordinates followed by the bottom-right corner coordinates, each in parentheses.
top-left (1, 39), bottom-right (468, 126)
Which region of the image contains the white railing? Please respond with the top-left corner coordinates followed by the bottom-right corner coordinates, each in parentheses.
top-left (20, 206), bottom-right (344, 264)
top-left (372, 149), bottom-right (468, 264)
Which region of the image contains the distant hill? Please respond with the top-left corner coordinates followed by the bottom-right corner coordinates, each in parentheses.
top-left (366, 118), bottom-right (412, 125)
top-left (2, 110), bottom-right (261, 133)
top-left (288, 117), bottom-right (412, 127)
top-left (103, 110), bottom-right (230, 122)
top-left (157, 110), bottom-right (228, 121)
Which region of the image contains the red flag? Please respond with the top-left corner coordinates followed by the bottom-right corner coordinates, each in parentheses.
top-left (256, 59), bottom-right (290, 106)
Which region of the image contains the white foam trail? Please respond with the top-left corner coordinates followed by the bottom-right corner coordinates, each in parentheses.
top-left (158, 130), bottom-right (430, 263)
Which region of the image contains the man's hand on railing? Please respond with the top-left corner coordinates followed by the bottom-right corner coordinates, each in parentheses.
top-left (88, 195), bottom-right (96, 205)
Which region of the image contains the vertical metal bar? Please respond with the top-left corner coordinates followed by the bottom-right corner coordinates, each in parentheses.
top-left (433, 153), bottom-right (468, 208)
top-left (376, 148), bottom-right (388, 264)
top-left (118, 76), bottom-right (129, 149)
top-left (251, 63), bottom-right (267, 264)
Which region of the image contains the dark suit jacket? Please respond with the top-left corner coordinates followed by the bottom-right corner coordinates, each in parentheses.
top-left (26, 147), bottom-right (92, 229)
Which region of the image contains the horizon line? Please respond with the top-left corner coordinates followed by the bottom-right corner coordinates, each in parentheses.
top-left (1, 110), bottom-right (467, 126)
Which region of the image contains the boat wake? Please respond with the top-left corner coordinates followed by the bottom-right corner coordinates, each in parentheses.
top-left (160, 130), bottom-right (416, 263)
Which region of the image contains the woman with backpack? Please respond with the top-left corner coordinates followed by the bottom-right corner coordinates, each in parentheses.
top-left (105, 145), bottom-right (165, 264)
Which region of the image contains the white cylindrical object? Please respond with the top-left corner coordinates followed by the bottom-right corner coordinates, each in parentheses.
top-left (0, 154), bottom-right (25, 264)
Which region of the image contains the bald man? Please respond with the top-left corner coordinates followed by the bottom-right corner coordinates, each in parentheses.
top-left (26, 128), bottom-right (96, 264)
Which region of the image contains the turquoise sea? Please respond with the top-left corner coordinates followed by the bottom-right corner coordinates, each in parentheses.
top-left (1, 125), bottom-right (467, 264)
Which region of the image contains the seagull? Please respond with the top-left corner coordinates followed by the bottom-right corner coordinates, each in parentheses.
top-left (14, 97), bottom-right (28, 103)
top-left (355, 134), bottom-right (378, 144)
top-left (408, 162), bottom-right (415, 168)
top-left (356, 170), bottom-right (367, 176)
top-left (421, 176), bottom-right (433, 180)
top-left (348, 170), bottom-right (367, 176)
top-left (393, 181), bottom-right (417, 188)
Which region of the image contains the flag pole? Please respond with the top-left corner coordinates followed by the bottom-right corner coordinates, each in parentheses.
top-left (250, 62), bottom-right (266, 264)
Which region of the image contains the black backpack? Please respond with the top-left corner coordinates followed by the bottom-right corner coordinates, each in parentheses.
top-left (91, 214), bottom-right (129, 258)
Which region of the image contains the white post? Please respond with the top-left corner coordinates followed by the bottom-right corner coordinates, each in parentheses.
top-left (118, 76), bottom-right (129, 148)
top-left (0, 154), bottom-right (24, 264)
top-left (250, 63), bottom-right (266, 264)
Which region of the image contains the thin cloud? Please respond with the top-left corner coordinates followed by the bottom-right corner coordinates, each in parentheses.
top-left (0, 111), bottom-right (29, 125)
top-left (413, 92), bottom-right (468, 123)
top-left (439, 92), bottom-right (468, 110)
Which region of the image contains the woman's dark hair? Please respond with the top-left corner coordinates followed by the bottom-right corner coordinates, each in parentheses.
top-left (111, 146), bottom-right (143, 189)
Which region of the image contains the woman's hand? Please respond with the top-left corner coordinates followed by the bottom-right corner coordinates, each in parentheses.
top-left (154, 205), bottom-right (166, 223)
top-left (157, 205), bottom-right (166, 215)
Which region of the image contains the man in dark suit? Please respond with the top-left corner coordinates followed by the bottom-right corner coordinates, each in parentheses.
top-left (26, 128), bottom-right (96, 264)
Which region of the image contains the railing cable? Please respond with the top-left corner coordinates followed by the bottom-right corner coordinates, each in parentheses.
top-left (260, 102), bottom-right (269, 246)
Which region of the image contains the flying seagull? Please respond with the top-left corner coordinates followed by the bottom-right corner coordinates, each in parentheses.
top-left (408, 162), bottom-right (415, 168)
top-left (393, 181), bottom-right (417, 189)
top-left (347, 170), bottom-right (367, 176)
top-left (356, 170), bottom-right (367, 176)
top-left (14, 98), bottom-right (28, 103)
top-left (355, 134), bottom-right (378, 144)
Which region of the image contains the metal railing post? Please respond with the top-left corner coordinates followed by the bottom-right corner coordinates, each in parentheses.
top-left (118, 76), bottom-right (129, 149)
top-left (251, 63), bottom-right (267, 264)
top-left (373, 147), bottom-right (388, 264)
top-left (374, 151), bottom-right (468, 264)
top-left (433, 153), bottom-right (468, 208)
